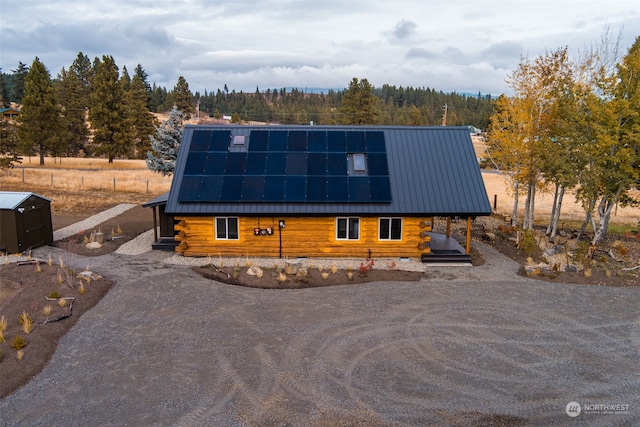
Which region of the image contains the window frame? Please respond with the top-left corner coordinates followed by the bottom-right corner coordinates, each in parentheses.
top-left (379, 217), bottom-right (402, 240)
top-left (336, 217), bottom-right (360, 240)
top-left (215, 217), bottom-right (239, 240)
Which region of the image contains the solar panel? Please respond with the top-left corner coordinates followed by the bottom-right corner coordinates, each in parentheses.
top-left (365, 131), bottom-right (386, 152)
top-left (203, 152), bottom-right (227, 175)
top-left (346, 131), bottom-right (366, 152)
top-left (286, 152), bottom-right (307, 175)
top-left (326, 177), bottom-right (349, 201)
top-left (327, 131), bottom-right (346, 152)
top-left (242, 176), bottom-right (265, 201)
top-left (245, 152), bottom-right (267, 175)
top-left (268, 131), bottom-right (288, 151)
top-left (190, 130), bottom-right (212, 151)
top-left (180, 128), bottom-right (392, 203)
top-left (307, 131), bottom-right (327, 152)
top-left (348, 176), bottom-right (370, 201)
top-left (307, 153), bottom-right (326, 175)
top-left (288, 131), bottom-right (307, 151)
top-left (225, 152), bottom-right (247, 175)
top-left (211, 130), bottom-right (231, 151)
top-left (285, 176), bottom-right (306, 201)
top-left (249, 130), bottom-right (269, 151)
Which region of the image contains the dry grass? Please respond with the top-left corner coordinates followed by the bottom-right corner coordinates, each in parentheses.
top-left (3, 157), bottom-right (171, 214)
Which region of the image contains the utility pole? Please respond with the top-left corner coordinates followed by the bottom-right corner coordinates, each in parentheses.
top-left (441, 103), bottom-right (448, 126)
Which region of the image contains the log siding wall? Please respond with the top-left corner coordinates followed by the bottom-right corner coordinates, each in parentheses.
top-left (174, 216), bottom-right (432, 258)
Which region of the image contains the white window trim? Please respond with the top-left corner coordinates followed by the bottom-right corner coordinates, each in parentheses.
top-left (336, 217), bottom-right (361, 240)
top-left (378, 217), bottom-right (403, 241)
top-left (215, 217), bottom-right (239, 240)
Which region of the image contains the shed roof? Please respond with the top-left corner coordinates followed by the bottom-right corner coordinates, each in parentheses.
top-left (166, 125), bottom-right (492, 217)
top-left (0, 192), bottom-right (51, 210)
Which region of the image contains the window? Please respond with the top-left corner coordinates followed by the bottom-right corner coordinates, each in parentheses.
top-left (337, 217), bottom-right (360, 240)
top-left (379, 218), bottom-right (402, 240)
top-left (215, 217), bottom-right (239, 240)
top-left (353, 153), bottom-right (366, 172)
top-left (348, 153), bottom-right (367, 174)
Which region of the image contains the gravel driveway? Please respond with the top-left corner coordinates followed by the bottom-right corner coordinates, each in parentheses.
top-left (1, 242), bottom-right (638, 426)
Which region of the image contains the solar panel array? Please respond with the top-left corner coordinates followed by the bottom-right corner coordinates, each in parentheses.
top-left (178, 129), bottom-right (392, 203)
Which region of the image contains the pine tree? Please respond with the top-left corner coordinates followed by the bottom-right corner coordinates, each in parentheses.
top-left (339, 78), bottom-right (379, 125)
top-left (11, 62), bottom-right (29, 104)
top-left (89, 55), bottom-right (132, 162)
top-left (0, 115), bottom-right (19, 170)
top-left (146, 106), bottom-right (183, 176)
top-left (129, 72), bottom-right (158, 158)
top-left (57, 67), bottom-right (90, 156)
top-left (69, 52), bottom-right (93, 105)
top-left (173, 76), bottom-right (194, 120)
top-left (16, 58), bottom-right (65, 165)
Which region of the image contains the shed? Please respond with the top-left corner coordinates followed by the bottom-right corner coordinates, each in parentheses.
top-left (165, 125), bottom-right (492, 261)
top-left (0, 192), bottom-right (53, 253)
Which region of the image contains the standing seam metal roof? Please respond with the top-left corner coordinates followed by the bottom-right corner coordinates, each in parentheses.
top-left (166, 125), bottom-right (492, 217)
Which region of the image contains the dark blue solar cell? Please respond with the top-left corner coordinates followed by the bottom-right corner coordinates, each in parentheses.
top-left (365, 131), bottom-right (386, 152)
top-left (184, 153), bottom-right (207, 175)
top-left (327, 131), bottom-right (346, 152)
top-left (346, 131), bottom-right (366, 152)
top-left (203, 152), bottom-right (227, 174)
top-left (369, 176), bottom-right (392, 201)
top-left (306, 176), bottom-right (326, 201)
top-left (225, 152), bottom-right (247, 174)
top-left (190, 130), bottom-right (212, 151)
top-left (242, 176), bottom-right (265, 201)
top-left (199, 176), bottom-right (223, 201)
top-left (178, 176), bottom-right (203, 201)
top-left (326, 177), bottom-right (348, 201)
top-left (210, 130), bottom-right (231, 151)
top-left (245, 152), bottom-right (267, 175)
top-left (265, 153), bottom-right (286, 174)
top-left (249, 130), bottom-right (269, 151)
top-left (288, 131), bottom-right (307, 151)
top-left (307, 153), bottom-right (326, 175)
top-left (327, 153), bottom-right (347, 175)
top-left (284, 176), bottom-right (306, 201)
top-left (307, 131), bottom-right (327, 152)
top-left (263, 176), bottom-right (285, 201)
top-left (348, 176), bottom-right (370, 201)
top-left (220, 176), bottom-right (243, 201)
top-left (367, 153), bottom-right (389, 175)
top-left (268, 131), bottom-right (288, 151)
top-left (286, 152), bottom-right (307, 175)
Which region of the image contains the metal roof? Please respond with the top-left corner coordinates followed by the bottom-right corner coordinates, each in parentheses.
top-left (0, 192), bottom-right (51, 210)
top-left (166, 125), bottom-right (492, 217)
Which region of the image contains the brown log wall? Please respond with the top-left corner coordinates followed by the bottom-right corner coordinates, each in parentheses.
top-left (174, 216), bottom-right (432, 258)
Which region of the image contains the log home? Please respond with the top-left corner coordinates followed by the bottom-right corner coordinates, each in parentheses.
top-left (164, 125), bottom-right (492, 261)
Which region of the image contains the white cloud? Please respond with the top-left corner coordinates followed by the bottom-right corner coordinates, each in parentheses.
top-left (1, 0), bottom-right (639, 95)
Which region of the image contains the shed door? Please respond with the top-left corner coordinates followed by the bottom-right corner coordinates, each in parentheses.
top-left (23, 206), bottom-right (46, 248)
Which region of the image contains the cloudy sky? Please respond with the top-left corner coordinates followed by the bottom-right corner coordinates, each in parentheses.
top-left (2, 0), bottom-right (639, 96)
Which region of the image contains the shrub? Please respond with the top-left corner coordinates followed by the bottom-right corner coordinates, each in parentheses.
top-left (49, 291), bottom-right (60, 299)
top-left (11, 335), bottom-right (27, 350)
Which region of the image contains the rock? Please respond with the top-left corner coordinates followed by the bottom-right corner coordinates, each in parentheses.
top-left (482, 232), bottom-right (496, 241)
top-left (565, 265), bottom-right (578, 272)
top-left (85, 242), bottom-right (102, 250)
top-left (544, 245), bottom-right (565, 256)
top-left (246, 266), bottom-right (263, 276)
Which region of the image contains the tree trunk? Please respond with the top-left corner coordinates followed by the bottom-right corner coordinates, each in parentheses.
top-left (511, 179), bottom-right (519, 227)
top-left (550, 185), bottom-right (565, 242)
top-left (39, 142), bottom-right (45, 165)
top-left (546, 182), bottom-right (559, 236)
top-left (523, 183), bottom-right (532, 230)
top-left (577, 198), bottom-right (596, 241)
top-left (527, 183), bottom-right (536, 231)
top-left (591, 186), bottom-right (624, 247)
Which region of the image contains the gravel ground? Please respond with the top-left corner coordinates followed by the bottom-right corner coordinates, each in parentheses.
top-left (1, 208), bottom-right (638, 426)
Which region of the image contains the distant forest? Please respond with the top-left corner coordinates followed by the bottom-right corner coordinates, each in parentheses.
top-left (1, 65), bottom-right (495, 129)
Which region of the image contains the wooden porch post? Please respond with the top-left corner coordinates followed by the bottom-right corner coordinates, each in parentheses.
top-left (152, 206), bottom-right (158, 243)
top-left (465, 217), bottom-right (472, 254)
top-left (446, 217), bottom-right (451, 237)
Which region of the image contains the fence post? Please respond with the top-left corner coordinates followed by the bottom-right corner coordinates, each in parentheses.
top-left (113, 177), bottom-right (116, 191)
top-left (81, 176), bottom-right (84, 190)
top-left (51, 173), bottom-right (54, 188)
top-left (146, 180), bottom-right (149, 195)
top-left (22, 168), bottom-right (25, 183)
